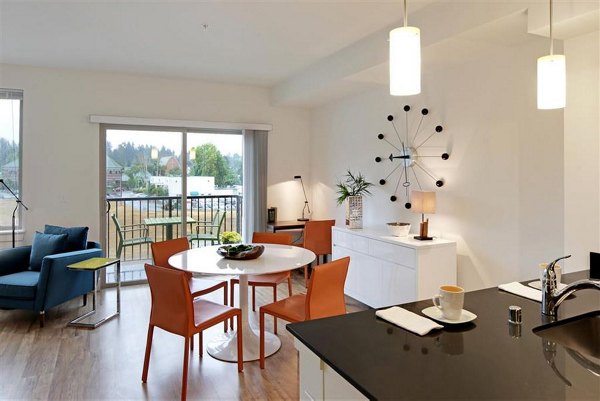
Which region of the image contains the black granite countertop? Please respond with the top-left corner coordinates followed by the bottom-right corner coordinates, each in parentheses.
top-left (287, 271), bottom-right (600, 400)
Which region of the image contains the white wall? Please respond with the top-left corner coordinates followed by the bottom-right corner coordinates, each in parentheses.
top-left (564, 30), bottom-right (600, 272)
top-left (0, 64), bottom-right (311, 245)
top-left (309, 38), bottom-right (565, 290)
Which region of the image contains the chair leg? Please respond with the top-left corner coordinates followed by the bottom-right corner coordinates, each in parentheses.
top-left (304, 265), bottom-right (309, 288)
top-left (259, 310), bottom-right (265, 369)
top-left (199, 331), bottom-right (203, 359)
top-left (236, 313), bottom-right (243, 373)
top-left (83, 294), bottom-right (87, 307)
top-left (38, 311), bottom-right (45, 328)
top-left (182, 337), bottom-right (190, 401)
top-left (273, 285), bottom-right (278, 335)
top-left (142, 325), bottom-right (154, 383)
top-left (252, 286), bottom-right (256, 312)
top-left (190, 334), bottom-right (194, 351)
top-left (229, 280), bottom-right (236, 330)
top-left (287, 277), bottom-right (292, 296)
top-left (223, 285), bottom-right (228, 332)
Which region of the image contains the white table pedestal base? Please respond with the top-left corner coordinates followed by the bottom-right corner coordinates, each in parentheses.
top-left (207, 275), bottom-right (281, 362)
top-left (207, 328), bottom-right (281, 362)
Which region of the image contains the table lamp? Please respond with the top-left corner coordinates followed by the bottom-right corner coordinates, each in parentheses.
top-left (411, 190), bottom-right (435, 240)
top-left (294, 175), bottom-right (310, 221)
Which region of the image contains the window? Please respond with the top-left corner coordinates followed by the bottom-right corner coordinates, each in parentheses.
top-left (0, 89), bottom-right (23, 231)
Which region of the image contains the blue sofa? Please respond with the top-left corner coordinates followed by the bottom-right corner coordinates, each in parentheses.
top-left (0, 241), bottom-right (103, 326)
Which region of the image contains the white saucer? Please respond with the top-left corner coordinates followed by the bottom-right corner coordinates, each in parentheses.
top-left (528, 281), bottom-right (567, 291)
top-left (421, 306), bottom-right (477, 324)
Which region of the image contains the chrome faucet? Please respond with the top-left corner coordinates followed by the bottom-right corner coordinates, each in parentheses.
top-left (542, 254), bottom-right (600, 316)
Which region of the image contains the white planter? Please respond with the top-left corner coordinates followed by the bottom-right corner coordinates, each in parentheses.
top-left (345, 196), bottom-right (363, 229)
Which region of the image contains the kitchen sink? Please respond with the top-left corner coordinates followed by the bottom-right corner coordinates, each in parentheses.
top-left (533, 310), bottom-right (600, 359)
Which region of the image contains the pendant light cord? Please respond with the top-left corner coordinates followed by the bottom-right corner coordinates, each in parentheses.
top-left (403, 0), bottom-right (408, 27)
top-left (549, 0), bottom-right (554, 55)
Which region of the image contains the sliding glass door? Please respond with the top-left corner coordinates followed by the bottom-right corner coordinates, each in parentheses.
top-left (103, 127), bottom-right (243, 284)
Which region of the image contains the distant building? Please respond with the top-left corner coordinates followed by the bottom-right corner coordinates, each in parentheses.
top-left (160, 156), bottom-right (181, 174)
top-left (106, 156), bottom-right (123, 195)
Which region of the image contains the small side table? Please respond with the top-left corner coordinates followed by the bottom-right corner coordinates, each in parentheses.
top-left (68, 257), bottom-right (121, 329)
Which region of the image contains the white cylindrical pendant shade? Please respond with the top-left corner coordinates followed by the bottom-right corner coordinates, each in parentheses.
top-left (389, 26), bottom-right (421, 96)
top-left (537, 54), bottom-right (566, 109)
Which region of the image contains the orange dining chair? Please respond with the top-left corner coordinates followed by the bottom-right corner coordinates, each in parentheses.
top-left (229, 232), bottom-right (294, 333)
top-left (259, 256), bottom-right (349, 369)
top-left (302, 219), bottom-right (335, 287)
top-left (142, 264), bottom-right (242, 401)
top-left (151, 238), bottom-right (229, 337)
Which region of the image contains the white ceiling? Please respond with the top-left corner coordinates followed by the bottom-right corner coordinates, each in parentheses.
top-left (0, 1), bottom-right (597, 106)
top-left (0, 0), bottom-right (428, 86)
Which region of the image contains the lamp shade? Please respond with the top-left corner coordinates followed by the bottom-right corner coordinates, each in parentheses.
top-left (389, 26), bottom-right (421, 96)
top-left (411, 191), bottom-right (436, 214)
top-left (537, 54), bottom-right (566, 109)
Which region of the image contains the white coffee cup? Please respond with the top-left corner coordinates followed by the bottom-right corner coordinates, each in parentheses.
top-left (539, 263), bottom-right (561, 284)
top-left (432, 285), bottom-right (464, 320)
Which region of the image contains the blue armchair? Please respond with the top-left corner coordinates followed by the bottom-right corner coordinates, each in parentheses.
top-left (0, 241), bottom-right (103, 326)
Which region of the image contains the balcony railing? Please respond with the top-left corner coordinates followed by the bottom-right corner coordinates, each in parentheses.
top-left (106, 194), bottom-right (243, 261)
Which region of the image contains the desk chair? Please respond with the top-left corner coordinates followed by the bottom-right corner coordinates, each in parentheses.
top-left (259, 256), bottom-right (349, 368)
top-left (302, 219), bottom-right (335, 287)
top-left (188, 210), bottom-right (226, 247)
top-left (111, 213), bottom-right (153, 258)
top-left (151, 238), bottom-right (229, 337)
top-left (142, 264), bottom-right (242, 401)
top-left (229, 232), bottom-right (293, 333)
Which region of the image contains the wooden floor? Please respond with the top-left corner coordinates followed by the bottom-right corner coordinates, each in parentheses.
top-left (0, 270), bottom-right (368, 400)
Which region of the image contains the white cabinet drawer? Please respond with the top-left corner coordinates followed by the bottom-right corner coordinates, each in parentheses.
top-left (369, 239), bottom-right (416, 268)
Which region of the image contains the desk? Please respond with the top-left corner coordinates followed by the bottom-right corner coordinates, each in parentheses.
top-left (169, 244), bottom-right (315, 362)
top-left (144, 216), bottom-right (197, 240)
top-left (68, 258), bottom-right (120, 329)
top-left (266, 220), bottom-right (306, 232)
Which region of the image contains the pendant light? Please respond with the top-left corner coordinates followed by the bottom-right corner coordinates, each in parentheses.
top-left (537, 0), bottom-right (566, 109)
top-left (389, 0), bottom-right (421, 96)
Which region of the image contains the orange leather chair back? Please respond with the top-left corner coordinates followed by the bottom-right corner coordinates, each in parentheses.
top-left (303, 220), bottom-right (335, 256)
top-left (144, 263), bottom-right (194, 336)
top-left (151, 238), bottom-right (192, 279)
top-left (305, 256), bottom-right (349, 320)
top-left (252, 232), bottom-right (293, 245)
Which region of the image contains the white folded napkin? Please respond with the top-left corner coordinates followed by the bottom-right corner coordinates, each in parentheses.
top-left (498, 282), bottom-right (542, 302)
top-left (375, 306), bottom-right (443, 336)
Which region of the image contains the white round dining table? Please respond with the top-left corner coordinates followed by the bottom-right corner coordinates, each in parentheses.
top-left (168, 243), bottom-right (316, 362)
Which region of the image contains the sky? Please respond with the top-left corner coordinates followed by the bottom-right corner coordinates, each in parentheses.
top-left (107, 129), bottom-right (242, 156)
top-left (0, 99), bottom-right (20, 144)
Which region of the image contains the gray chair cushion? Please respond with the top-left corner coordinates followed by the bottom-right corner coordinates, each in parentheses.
top-left (0, 271), bottom-right (39, 299)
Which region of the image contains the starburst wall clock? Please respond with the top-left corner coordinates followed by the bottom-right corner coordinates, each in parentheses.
top-left (375, 105), bottom-right (449, 209)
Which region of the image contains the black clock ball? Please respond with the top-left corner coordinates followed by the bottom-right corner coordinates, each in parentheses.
top-left (403, 105), bottom-right (410, 112)
top-left (436, 125), bottom-right (443, 132)
top-left (405, 202), bottom-right (412, 209)
top-left (379, 179), bottom-right (386, 185)
top-left (436, 180), bottom-right (444, 187)
top-left (390, 195), bottom-right (397, 202)
top-left (421, 108), bottom-right (428, 115)
top-left (387, 115), bottom-right (394, 121)
top-left (378, 133), bottom-right (384, 140)
top-left (441, 153), bottom-right (449, 160)
top-left (375, 157), bottom-right (382, 163)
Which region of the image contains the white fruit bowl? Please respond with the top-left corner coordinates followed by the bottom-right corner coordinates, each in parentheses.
top-left (387, 222), bottom-right (411, 237)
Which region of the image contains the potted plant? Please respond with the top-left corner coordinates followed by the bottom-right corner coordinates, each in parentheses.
top-left (336, 170), bottom-right (374, 229)
top-left (221, 231), bottom-right (242, 244)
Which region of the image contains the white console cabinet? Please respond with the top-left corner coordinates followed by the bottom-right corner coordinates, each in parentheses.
top-left (332, 226), bottom-right (456, 308)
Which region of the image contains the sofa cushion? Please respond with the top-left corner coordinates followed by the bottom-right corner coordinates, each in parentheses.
top-left (44, 225), bottom-right (89, 252)
top-left (29, 232), bottom-right (68, 271)
top-left (0, 271), bottom-right (39, 299)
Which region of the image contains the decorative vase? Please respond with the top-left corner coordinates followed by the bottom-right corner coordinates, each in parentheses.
top-left (345, 195), bottom-right (363, 229)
